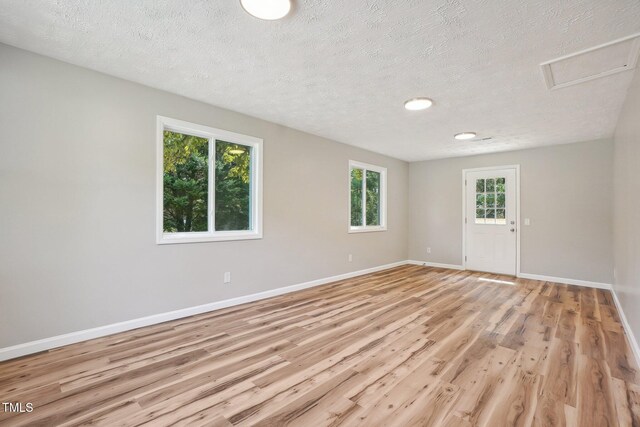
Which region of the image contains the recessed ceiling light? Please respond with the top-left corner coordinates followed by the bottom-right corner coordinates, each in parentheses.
top-left (240, 0), bottom-right (291, 20)
top-left (454, 132), bottom-right (477, 140)
top-left (404, 98), bottom-right (433, 111)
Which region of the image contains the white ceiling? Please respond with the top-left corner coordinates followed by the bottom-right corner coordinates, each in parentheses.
top-left (1, 1), bottom-right (639, 161)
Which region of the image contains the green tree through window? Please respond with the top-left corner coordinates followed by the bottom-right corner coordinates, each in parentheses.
top-left (215, 141), bottom-right (251, 231)
top-left (350, 168), bottom-right (363, 226)
top-left (350, 162), bottom-right (385, 229)
top-left (163, 131), bottom-right (209, 232)
top-left (163, 132), bottom-right (252, 233)
top-left (365, 170), bottom-right (380, 226)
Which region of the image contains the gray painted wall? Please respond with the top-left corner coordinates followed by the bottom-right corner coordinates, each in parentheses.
top-left (409, 140), bottom-right (614, 283)
top-left (613, 68), bottom-right (640, 347)
top-left (0, 44), bottom-right (409, 347)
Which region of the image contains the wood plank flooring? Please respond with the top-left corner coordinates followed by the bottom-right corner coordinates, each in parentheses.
top-left (1, 265), bottom-right (638, 426)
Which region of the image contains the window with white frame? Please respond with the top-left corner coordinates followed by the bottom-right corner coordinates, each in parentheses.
top-left (349, 160), bottom-right (387, 232)
top-left (156, 116), bottom-right (263, 244)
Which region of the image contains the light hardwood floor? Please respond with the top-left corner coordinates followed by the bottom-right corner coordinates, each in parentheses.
top-left (1, 265), bottom-right (639, 426)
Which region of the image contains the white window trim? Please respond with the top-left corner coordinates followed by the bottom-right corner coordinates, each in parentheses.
top-left (156, 116), bottom-right (263, 244)
top-left (348, 160), bottom-right (387, 233)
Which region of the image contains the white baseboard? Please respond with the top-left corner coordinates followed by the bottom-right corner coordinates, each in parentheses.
top-left (0, 260), bottom-right (620, 362)
top-left (0, 260), bottom-right (408, 362)
top-left (407, 260), bottom-right (465, 270)
top-left (408, 263), bottom-right (612, 290)
top-left (517, 272), bottom-right (612, 290)
top-left (610, 287), bottom-right (640, 368)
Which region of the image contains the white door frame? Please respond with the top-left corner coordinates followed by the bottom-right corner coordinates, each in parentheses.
top-left (462, 165), bottom-right (521, 276)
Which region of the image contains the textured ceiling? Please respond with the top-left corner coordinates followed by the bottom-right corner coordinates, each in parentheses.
top-left (1, 1), bottom-right (639, 161)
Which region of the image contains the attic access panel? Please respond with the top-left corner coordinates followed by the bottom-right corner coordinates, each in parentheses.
top-left (541, 33), bottom-right (640, 90)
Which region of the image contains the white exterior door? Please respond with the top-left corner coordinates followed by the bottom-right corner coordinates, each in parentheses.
top-left (464, 167), bottom-right (517, 275)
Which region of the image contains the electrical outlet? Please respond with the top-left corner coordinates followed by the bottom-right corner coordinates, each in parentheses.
top-left (427, 247), bottom-right (431, 254)
top-left (348, 254), bottom-right (353, 262)
top-left (224, 272), bottom-right (231, 284)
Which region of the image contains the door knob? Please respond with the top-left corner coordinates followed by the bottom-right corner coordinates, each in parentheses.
top-left (510, 228), bottom-right (516, 232)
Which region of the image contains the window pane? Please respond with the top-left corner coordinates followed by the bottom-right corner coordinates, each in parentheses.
top-left (365, 170), bottom-right (381, 226)
top-left (496, 209), bottom-right (506, 224)
top-left (476, 179), bottom-right (485, 193)
top-left (476, 194), bottom-right (485, 209)
top-left (163, 131), bottom-right (209, 233)
top-left (496, 177), bottom-right (506, 193)
top-left (350, 168), bottom-right (363, 226)
top-left (215, 140), bottom-right (251, 231)
top-left (486, 178), bottom-right (495, 192)
top-left (497, 193), bottom-right (505, 208)
top-left (485, 208), bottom-right (496, 224)
top-left (486, 193), bottom-right (496, 207)
top-left (476, 208), bottom-right (485, 218)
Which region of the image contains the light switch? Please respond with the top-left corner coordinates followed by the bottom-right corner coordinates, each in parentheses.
top-left (524, 218), bottom-right (531, 226)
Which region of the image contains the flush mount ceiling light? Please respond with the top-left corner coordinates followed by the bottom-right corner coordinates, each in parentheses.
top-left (404, 98), bottom-right (433, 111)
top-left (240, 0), bottom-right (291, 20)
top-left (454, 132), bottom-right (477, 140)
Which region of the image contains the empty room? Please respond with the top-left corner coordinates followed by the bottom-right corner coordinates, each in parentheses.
top-left (1, 1), bottom-right (640, 426)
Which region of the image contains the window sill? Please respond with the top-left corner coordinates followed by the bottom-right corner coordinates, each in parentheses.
top-left (348, 226), bottom-right (387, 234)
top-left (157, 231), bottom-right (262, 245)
